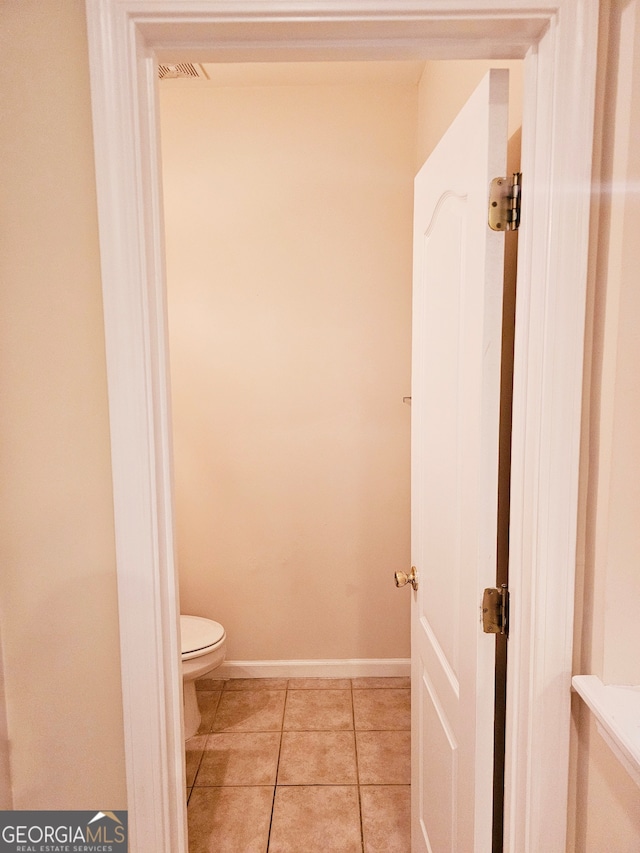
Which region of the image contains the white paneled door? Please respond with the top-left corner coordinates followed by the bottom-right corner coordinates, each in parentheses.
top-left (410, 70), bottom-right (508, 852)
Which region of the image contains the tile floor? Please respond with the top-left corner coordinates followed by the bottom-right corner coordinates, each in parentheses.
top-left (186, 676), bottom-right (411, 853)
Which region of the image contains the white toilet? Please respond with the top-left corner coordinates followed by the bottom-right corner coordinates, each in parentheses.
top-left (180, 614), bottom-right (227, 739)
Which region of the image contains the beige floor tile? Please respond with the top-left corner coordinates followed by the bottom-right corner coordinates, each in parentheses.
top-left (287, 678), bottom-right (351, 690)
top-left (196, 677), bottom-right (226, 691)
top-left (224, 678), bottom-right (288, 691)
top-left (195, 732), bottom-right (281, 786)
top-left (269, 786), bottom-right (362, 853)
top-left (196, 691), bottom-right (222, 733)
top-left (277, 731), bottom-right (357, 785)
top-left (283, 688), bottom-right (353, 731)
top-left (188, 786), bottom-right (273, 853)
top-left (356, 730), bottom-right (411, 784)
top-left (360, 785), bottom-right (411, 853)
top-left (213, 690), bottom-right (286, 732)
top-left (353, 689), bottom-right (411, 730)
top-left (185, 734), bottom-right (207, 787)
top-left (352, 676), bottom-right (411, 689)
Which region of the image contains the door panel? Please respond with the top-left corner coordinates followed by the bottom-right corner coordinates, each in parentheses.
top-left (411, 69), bottom-right (508, 852)
top-left (419, 672), bottom-right (457, 850)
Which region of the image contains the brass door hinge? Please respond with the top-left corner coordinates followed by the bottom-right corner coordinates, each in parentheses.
top-left (488, 172), bottom-right (521, 232)
top-left (482, 584), bottom-right (509, 636)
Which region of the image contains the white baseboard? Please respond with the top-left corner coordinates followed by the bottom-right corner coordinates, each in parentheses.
top-left (215, 658), bottom-right (410, 679)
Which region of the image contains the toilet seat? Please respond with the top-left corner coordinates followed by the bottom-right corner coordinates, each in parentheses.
top-left (180, 615), bottom-right (226, 660)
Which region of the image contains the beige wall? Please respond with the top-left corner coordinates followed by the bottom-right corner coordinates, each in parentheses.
top-left (416, 60), bottom-right (523, 166)
top-left (0, 0), bottom-right (126, 808)
top-left (585, 0), bottom-right (640, 689)
top-left (160, 74), bottom-right (415, 661)
top-left (569, 0), bottom-right (640, 849)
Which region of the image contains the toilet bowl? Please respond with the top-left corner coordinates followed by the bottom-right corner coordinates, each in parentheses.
top-left (180, 614), bottom-right (226, 739)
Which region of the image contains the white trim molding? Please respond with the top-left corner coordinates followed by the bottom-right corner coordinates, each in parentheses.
top-left (84, 2), bottom-right (598, 851)
top-left (217, 659), bottom-right (411, 679)
top-left (572, 676), bottom-right (640, 789)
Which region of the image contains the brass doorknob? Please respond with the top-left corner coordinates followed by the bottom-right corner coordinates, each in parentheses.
top-left (395, 566), bottom-right (418, 591)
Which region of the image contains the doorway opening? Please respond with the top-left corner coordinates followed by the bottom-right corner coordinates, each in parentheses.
top-left (158, 58), bottom-right (521, 851)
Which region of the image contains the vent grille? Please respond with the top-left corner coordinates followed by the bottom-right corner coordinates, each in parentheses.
top-left (158, 62), bottom-right (207, 80)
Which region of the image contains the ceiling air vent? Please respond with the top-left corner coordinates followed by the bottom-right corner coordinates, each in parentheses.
top-left (158, 62), bottom-right (207, 80)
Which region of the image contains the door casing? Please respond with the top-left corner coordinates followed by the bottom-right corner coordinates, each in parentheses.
top-left (84, 2), bottom-right (599, 851)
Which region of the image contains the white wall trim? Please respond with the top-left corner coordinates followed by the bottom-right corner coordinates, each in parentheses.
top-left (216, 659), bottom-right (411, 679)
top-left (572, 676), bottom-right (640, 789)
top-left (0, 625), bottom-right (12, 810)
top-left (84, 2), bottom-right (598, 851)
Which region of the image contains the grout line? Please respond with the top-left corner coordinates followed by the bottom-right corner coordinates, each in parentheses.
top-left (265, 686), bottom-right (287, 852)
top-left (188, 689), bottom-right (222, 790)
top-left (190, 781), bottom-right (404, 788)
top-left (351, 680), bottom-right (366, 853)
top-left (189, 742), bottom-right (206, 790)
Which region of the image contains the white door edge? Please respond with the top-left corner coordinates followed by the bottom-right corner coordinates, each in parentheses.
top-left (84, 2), bottom-right (599, 851)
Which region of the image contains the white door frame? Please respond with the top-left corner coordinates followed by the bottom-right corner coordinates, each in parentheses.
top-left (84, 2), bottom-right (598, 851)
